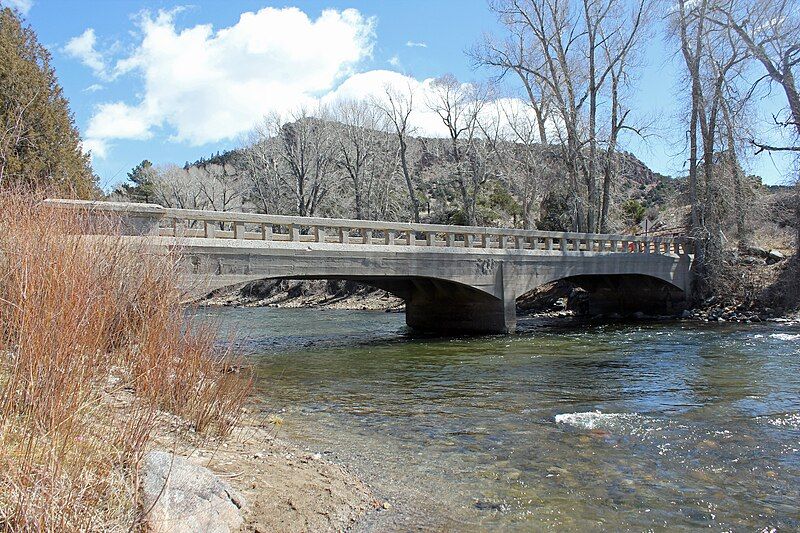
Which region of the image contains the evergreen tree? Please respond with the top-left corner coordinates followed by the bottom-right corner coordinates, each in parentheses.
top-left (0, 7), bottom-right (96, 197)
top-left (119, 159), bottom-right (156, 202)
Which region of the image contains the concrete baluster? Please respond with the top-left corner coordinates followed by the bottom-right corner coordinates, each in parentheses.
top-left (287, 223), bottom-right (300, 242)
top-left (314, 226), bottom-right (326, 243)
top-left (338, 227), bottom-right (347, 243)
top-left (426, 232), bottom-right (435, 246)
top-left (232, 221), bottom-right (245, 239)
top-left (363, 230), bottom-right (372, 245)
top-left (481, 234), bottom-right (491, 248)
top-left (261, 223), bottom-right (272, 241)
top-left (463, 234), bottom-right (474, 248)
top-left (446, 233), bottom-right (456, 247)
top-left (172, 218), bottom-right (186, 237)
top-left (386, 230), bottom-right (397, 245)
top-left (204, 220), bottom-right (215, 239)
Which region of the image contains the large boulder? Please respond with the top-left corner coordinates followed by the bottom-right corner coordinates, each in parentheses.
top-left (141, 451), bottom-right (246, 533)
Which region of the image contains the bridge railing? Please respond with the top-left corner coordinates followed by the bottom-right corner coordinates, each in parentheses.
top-left (43, 200), bottom-right (693, 255)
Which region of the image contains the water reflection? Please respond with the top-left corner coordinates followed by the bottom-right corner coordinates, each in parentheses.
top-left (201, 308), bottom-right (800, 531)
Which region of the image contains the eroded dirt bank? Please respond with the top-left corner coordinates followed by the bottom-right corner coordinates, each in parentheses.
top-left (146, 406), bottom-right (386, 532)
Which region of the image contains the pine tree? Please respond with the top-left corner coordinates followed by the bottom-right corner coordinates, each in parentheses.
top-left (0, 7), bottom-right (96, 197)
top-left (119, 160), bottom-right (156, 202)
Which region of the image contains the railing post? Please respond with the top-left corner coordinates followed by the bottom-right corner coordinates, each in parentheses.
top-left (446, 233), bottom-right (455, 247)
top-left (338, 228), bottom-right (347, 244)
top-left (587, 237), bottom-right (594, 252)
top-left (261, 223), bottom-right (272, 241)
top-left (407, 230), bottom-right (415, 245)
top-left (234, 221), bottom-right (246, 239)
top-left (203, 220), bottom-right (215, 239)
top-left (363, 229), bottom-right (372, 245)
top-left (288, 224), bottom-right (300, 242)
top-left (314, 226), bottom-right (326, 243)
top-left (481, 234), bottom-right (490, 248)
top-left (173, 219), bottom-right (186, 237)
top-left (386, 230), bottom-right (396, 245)
top-left (498, 234), bottom-right (507, 249)
top-left (560, 237), bottom-right (568, 251)
top-left (463, 234), bottom-right (473, 248)
top-left (426, 232), bottom-right (435, 246)
top-left (515, 236), bottom-right (524, 249)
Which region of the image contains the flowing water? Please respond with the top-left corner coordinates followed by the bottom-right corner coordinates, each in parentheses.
top-left (203, 307), bottom-right (800, 531)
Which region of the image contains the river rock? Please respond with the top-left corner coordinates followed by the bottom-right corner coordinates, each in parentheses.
top-left (141, 451), bottom-right (246, 533)
top-left (766, 250), bottom-right (786, 265)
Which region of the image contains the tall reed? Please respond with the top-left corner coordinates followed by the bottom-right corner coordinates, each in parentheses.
top-left (0, 192), bottom-right (251, 531)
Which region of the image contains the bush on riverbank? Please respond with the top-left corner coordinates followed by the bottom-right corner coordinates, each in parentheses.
top-left (0, 192), bottom-right (251, 530)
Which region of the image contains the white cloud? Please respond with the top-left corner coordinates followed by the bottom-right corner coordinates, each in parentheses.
top-left (387, 54), bottom-right (401, 68)
top-left (87, 101), bottom-right (154, 140)
top-left (405, 41), bottom-right (427, 48)
top-left (323, 70), bottom-right (551, 141)
top-left (64, 29), bottom-right (108, 78)
top-left (81, 138), bottom-right (108, 160)
top-left (81, 7), bottom-right (375, 149)
top-left (4, 0), bottom-right (33, 15)
top-left (83, 83), bottom-right (104, 93)
top-left (77, 6), bottom-right (551, 158)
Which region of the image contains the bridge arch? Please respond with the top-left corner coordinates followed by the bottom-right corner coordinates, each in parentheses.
top-left (516, 273), bottom-right (689, 317)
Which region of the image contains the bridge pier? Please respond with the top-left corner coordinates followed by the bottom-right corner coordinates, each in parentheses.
top-left (403, 273), bottom-right (517, 335)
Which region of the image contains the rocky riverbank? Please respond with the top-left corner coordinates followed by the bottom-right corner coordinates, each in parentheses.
top-left (134, 396), bottom-right (384, 531)
top-left (199, 279), bottom-right (404, 312)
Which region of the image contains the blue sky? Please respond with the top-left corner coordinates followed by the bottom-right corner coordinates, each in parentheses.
top-left (10, 0), bottom-right (796, 189)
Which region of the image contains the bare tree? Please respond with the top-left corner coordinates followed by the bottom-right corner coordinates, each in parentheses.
top-left (706, 0), bottom-right (800, 251)
top-left (270, 107), bottom-right (337, 217)
top-left (483, 0), bottom-right (648, 232)
top-left (329, 99), bottom-right (384, 219)
top-left (427, 75), bottom-right (490, 225)
top-left (193, 163), bottom-right (245, 214)
top-left (239, 115), bottom-right (288, 215)
top-left (151, 164), bottom-right (209, 210)
top-left (495, 101), bottom-right (553, 228)
top-left (373, 84), bottom-right (421, 222)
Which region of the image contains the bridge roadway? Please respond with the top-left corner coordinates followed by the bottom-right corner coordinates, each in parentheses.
top-left (47, 200), bottom-right (694, 334)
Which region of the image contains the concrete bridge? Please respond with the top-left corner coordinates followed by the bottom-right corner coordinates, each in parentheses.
top-left (47, 200), bottom-right (694, 334)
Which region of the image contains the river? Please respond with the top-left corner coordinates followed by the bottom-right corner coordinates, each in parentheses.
top-left (203, 307), bottom-right (800, 531)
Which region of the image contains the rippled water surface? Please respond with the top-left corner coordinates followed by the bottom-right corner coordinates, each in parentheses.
top-left (203, 308), bottom-right (800, 531)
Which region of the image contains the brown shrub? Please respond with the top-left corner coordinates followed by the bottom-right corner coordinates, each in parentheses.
top-left (0, 192), bottom-right (251, 531)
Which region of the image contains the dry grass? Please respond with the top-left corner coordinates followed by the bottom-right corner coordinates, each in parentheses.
top-left (0, 192), bottom-right (251, 531)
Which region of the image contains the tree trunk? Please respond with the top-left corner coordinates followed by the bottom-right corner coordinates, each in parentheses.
top-left (398, 139), bottom-right (419, 223)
